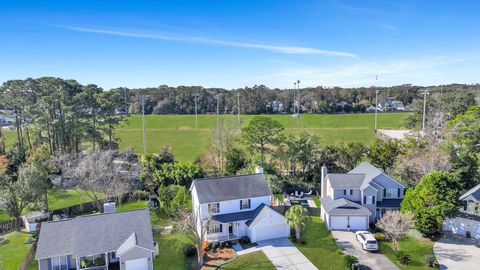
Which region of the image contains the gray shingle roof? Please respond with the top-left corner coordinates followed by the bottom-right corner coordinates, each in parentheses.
top-left (460, 183), bottom-right (480, 202)
top-left (320, 197), bottom-right (371, 216)
top-left (191, 174), bottom-right (272, 204)
top-left (36, 209), bottom-right (154, 260)
top-left (327, 174), bottom-right (367, 189)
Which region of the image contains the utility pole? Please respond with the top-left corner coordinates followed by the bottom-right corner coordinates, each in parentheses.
top-left (124, 88), bottom-right (128, 115)
top-left (193, 93), bottom-right (200, 129)
top-left (237, 93), bottom-right (240, 129)
top-left (139, 94), bottom-right (149, 153)
top-left (297, 80), bottom-right (300, 125)
top-left (293, 82), bottom-right (297, 116)
top-left (422, 90), bottom-right (429, 130)
top-left (214, 95), bottom-right (220, 143)
top-left (375, 90), bottom-right (379, 133)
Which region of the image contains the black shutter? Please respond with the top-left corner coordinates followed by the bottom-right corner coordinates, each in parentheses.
top-left (240, 200), bottom-right (242, 210)
top-left (344, 189), bottom-right (347, 195)
top-left (350, 190), bottom-right (353, 195)
top-left (217, 203), bottom-right (220, 212)
top-left (363, 196), bottom-right (366, 204)
top-left (397, 188), bottom-right (400, 198)
top-left (248, 199), bottom-right (251, 208)
top-left (219, 224), bottom-right (223, 232)
top-left (373, 196), bottom-right (376, 203)
top-left (383, 189), bottom-right (386, 197)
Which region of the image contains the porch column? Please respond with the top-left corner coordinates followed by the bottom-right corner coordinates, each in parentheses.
top-left (105, 253), bottom-right (109, 270)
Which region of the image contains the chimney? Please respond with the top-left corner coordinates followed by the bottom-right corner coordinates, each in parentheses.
top-left (103, 202), bottom-right (116, 214)
top-left (320, 164), bottom-right (328, 198)
top-left (255, 166), bottom-right (264, 174)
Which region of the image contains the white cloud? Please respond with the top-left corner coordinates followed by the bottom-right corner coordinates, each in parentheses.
top-left (52, 25), bottom-right (357, 58)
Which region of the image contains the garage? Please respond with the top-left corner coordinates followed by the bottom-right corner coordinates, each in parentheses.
top-left (252, 224), bottom-right (290, 242)
top-left (125, 258), bottom-right (148, 270)
top-left (330, 215), bottom-right (368, 230)
top-left (443, 217), bottom-right (480, 239)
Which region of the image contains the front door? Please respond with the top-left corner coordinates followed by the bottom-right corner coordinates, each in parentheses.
top-left (229, 223), bottom-right (233, 234)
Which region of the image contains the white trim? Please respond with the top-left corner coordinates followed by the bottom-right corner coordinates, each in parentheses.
top-left (117, 245), bottom-right (154, 257)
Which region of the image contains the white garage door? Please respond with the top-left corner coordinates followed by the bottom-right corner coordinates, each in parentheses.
top-left (331, 216), bottom-right (348, 230)
top-left (125, 258), bottom-right (148, 270)
top-left (349, 216), bottom-right (367, 230)
top-left (254, 224), bottom-right (289, 242)
top-left (330, 216), bottom-right (368, 230)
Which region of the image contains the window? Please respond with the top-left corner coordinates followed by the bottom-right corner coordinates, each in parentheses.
top-left (208, 203), bottom-right (220, 213)
top-left (364, 196), bottom-right (375, 204)
top-left (208, 224), bottom-right (223, 234)
top-left (343, 189), bottom-right (353, 196)
top-left (385, 188), bottom-right (397, 198)
top-left (240, 199), bottom-right (251, 210)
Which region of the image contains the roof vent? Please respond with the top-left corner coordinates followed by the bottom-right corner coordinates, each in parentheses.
top-left (103, 202), bottom-right (116, 214)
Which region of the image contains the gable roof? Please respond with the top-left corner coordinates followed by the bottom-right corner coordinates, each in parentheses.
top-left (349, 162), bottom-right (405, 189)
top-left (36, 209), bottom-right (154, 260)
top-left (191, 174), bottom-right (271, 204)
top-left (327, 173), bottom-right (367, 189)
top-left (460, 183), bottom-right (480, 202)
top-left (320, 197), bottom-right (371, 216)
top-left (116, 233), bottom-right (138, 256)
top-left (247, 204), bottom-right (284, 227)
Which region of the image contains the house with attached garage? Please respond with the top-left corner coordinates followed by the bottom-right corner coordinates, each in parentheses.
top-left (35, 206), bottom-right (157, 270)
top-left (320, 162), bottom-right (405, 230)
top-left (189, 168), bottom-right (290, 243)
top-left (443, 183), bottom-right (480, 239)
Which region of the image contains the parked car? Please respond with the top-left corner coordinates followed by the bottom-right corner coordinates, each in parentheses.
top-left (355, 231), bottom-right (379, 251)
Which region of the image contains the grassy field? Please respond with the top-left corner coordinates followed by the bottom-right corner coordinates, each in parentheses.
top-left (379, 234), bottom-right (436, 270)
top-left (116, 113), bottom-right (411, 161)
top-left (223, 251), bottom-right (275, 270)
top-left (293, 216), bottom-right (346, 270)
top-left (0, 231), bottom-right (33, 270)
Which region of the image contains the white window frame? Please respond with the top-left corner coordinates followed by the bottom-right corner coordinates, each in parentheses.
top-left (208, 224), bottom-right (222, 234)
top-left (366, 196), bottom-right (374, 204)
top-left (385, 188), bottom-right (397, 198)
top-left (208, 203), bottom-right (220, 213)
top-left (241, 199), bottom-right (250, 209)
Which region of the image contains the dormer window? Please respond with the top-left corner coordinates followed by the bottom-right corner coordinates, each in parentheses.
top-left (208, 203), bottom-right (220, 213)
top-left (343, 189), bottom-right (353, 196)
top-left (384, 188), bottom-right (398, 198)
top-left (240, 199), bottom-right (251, 210)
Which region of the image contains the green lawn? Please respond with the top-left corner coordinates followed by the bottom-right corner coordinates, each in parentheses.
top-left (293, 216), bottom-right (346, 270)
top-left (116, 113), bottom-right (411, 161)
top-left (223, 251), bottom-right (275, 270)
top-left (0, 231), bottom-right (33, 270)
top-left (0, 188), bottom-right (98, 222)
top-left (312, 196), bottom-right (321, 207)
top-left (273, 194), bottom-right (285, 203)
top-left (379, 235), bottom-right (436, 270)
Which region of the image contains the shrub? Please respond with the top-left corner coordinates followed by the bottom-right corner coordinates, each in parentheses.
top-left (202, 241), bottom-right (209, 252)
top-left (336, 249), bottom-right (343, 255)
top-left (395, 251), bottom-right (411, 265)
top-left (424, 254), bottom-right (438, 268)
top-left (344, 255), bottom-right (358, 268)
top-left (374, 232), bottom-right (386, 241)
top-left (183, 244), bottom-right (196, 257)
top-left (130, 190), bottom-right (150, 201)
top-left (240, 236), bottom-right (251, 244)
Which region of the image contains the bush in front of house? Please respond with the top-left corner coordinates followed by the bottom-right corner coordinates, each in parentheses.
top-left (344, 255), bottom-right (358, 268)
top-left (374, 232), bottom-right (386, 241)
top-left (239, 236), bottom-right (251, 244)
top-left (395, 251), bottom-right (411, 265)
top-left (183, 243), bottom-right (196, 257)
top-left (424, 254), bottom-right (438, 268)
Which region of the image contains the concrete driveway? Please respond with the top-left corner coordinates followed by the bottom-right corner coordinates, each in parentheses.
top-left (434, 235), bottom-right (480, 270)
top-left (237, 238), bottom-right (317, 270)
top-left (331, 231), bottom-right (398, 270)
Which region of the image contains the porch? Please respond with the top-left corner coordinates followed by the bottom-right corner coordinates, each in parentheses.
top-left (205, 221), bottom-right (243, 242)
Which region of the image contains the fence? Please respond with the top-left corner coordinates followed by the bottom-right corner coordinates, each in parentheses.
top-left (0, 218), bottom-right (22, 235)
top-left (18, 242), bottom-right (37, 270)
top-left (272, 205), bottom-right (321, 217)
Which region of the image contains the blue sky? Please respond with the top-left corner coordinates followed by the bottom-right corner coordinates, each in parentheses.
top-left (1, 0), bottom-right (480, 89)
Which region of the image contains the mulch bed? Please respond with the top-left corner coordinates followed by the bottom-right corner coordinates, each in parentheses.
top-left (201, 248), bottom-right (236, 270)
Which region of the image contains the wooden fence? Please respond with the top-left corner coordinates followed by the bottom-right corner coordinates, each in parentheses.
top-left (272, 205), bottom-right (321, 217)
top-left (18, 243), bottom-right (37, 270)
top-left (0, 218), bottom-right (22, 235)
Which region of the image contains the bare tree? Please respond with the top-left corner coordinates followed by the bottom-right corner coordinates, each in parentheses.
top-left (376, 210), bottom-right (414, 252)
top-left (177, 207), bottom-right (212, 266)
top-left (58, 150), bottom-right (139, 210)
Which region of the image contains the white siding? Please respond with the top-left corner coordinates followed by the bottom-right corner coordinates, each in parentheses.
top-left (199, 196), bottom-right (271, 220)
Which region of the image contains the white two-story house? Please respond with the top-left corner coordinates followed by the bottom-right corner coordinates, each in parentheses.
top-left (320, 162), bottom-right (405, 230)
top-left (443, 183), bottom-right (480, 239)
top-left (190, 170), bottom-right (290, 243)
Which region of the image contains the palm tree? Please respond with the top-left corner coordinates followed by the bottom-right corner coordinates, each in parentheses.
top-left (285, 205), bottom-right (310, 241)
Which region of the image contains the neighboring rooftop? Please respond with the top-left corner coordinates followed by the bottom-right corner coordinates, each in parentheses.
top-left (35, 209), bottom-right (154, 259)
top-left (460, 183), bottom-right (480, 202)
top-left (191, 173), bottom-right (271, 204)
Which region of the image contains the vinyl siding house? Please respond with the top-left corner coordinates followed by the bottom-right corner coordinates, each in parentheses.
top-left (35, 208), bottom-right (156, 270)
top-left (190, 170), bottom-right (290, 243)
top-left (443, 184), bottom-right (480, 239)
top-left (320, 162), bottom-right (405, 230)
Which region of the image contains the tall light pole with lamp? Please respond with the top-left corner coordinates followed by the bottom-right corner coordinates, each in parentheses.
top-left (193, 93), bottom-right (200, 129)
top-left (139, 94), bottom-right (149, 153)
top-left (237, 93), bottom-right (241, 130)
top-left (297, 80), bottom-right (301, 125)
top-left (422, 90), bottom-right (429, 130)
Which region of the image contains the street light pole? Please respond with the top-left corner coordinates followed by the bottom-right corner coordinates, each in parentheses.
top-left (193, 93), bottom-right (200, 129)
top-left (422, 90), bottom-right (429, 130)
top-left (375, 90), bottom-right (379, 133)
top-left (293, 82), bottom-right (297, 116)
top-left (139, 94), bottom-right (149, 153)
top-left (214, 95), bottom-right (220, 143)
top-left (237, 93), bottom-right (240, 129)
top-left (297, 80), bottom-right (300, 125)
